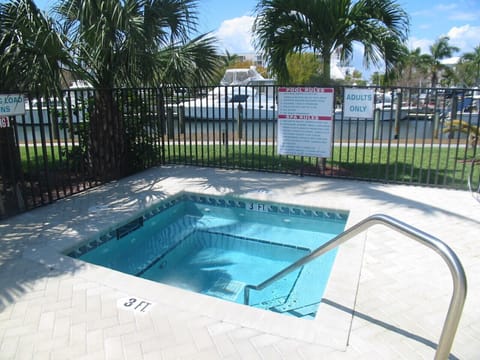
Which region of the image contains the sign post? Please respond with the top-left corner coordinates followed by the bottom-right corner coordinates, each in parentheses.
top-left (277, 87), bottom-right (334, 158)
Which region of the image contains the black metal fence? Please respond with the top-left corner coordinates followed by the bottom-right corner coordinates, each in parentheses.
top-left (1, 85), bottom-right (479, 219)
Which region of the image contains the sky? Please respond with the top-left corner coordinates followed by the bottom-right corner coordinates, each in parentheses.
top-left (33, 0), bottom-right (480, 78)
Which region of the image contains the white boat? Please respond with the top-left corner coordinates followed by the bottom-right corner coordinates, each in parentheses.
top-left (24, 97), bottom-right (62, 112)
top-left (24, 81), bottom-right (93, 112)
top-left (453, 94), bottom-right (479, 120)
top-left (182, 67), bottom-right (277, 121)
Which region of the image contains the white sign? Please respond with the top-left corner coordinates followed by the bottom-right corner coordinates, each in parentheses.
top-left (343, 88), bottom-right (374, 119)
top-left (277, 87), bottom-right (334, 157)
top-left (0, 94), bottom-right (25, 116)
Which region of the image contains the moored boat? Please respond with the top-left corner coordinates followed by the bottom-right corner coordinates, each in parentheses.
top-left (182, 67), bottom-right (277, 121)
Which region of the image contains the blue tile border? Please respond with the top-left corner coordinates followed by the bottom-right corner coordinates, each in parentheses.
top-left (183, 192), bottom-right (348, 222)
top-left (67, 191), bottom-right (349, 259)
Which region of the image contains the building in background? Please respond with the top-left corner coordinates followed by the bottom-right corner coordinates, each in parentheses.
top-left (236, 50), bottom-right (358, 82)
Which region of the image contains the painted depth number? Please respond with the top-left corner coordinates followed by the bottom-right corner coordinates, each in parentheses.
top-left (118, 297), bottom-right (154, 314)
top-left (247, 202), bottom-right (269, 212)
top-left (0, 117), bottom-right (10, 128)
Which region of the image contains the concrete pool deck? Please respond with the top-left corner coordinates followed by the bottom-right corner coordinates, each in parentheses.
top-left (0, 165), bottom-right (478, 359)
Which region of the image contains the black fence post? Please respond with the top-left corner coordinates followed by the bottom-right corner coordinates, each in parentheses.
top-left (0, 124), bottom-right (25, 218)
top-left (2, 84), bottom-right (478, 220)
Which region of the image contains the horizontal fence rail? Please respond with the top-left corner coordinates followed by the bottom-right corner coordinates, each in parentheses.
top-left (1, 85), bottom-right (479, 218)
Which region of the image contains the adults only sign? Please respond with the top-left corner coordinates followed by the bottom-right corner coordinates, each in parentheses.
top-left (343, 88), bottom-right (374, 119)
top-left (277, 87), bottom-right (334, 157)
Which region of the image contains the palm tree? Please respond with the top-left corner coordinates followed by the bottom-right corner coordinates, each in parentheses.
top-left (53, 0), bottom-right (220, 180)
top-left (460, 45), bottom-right (480, 87)
top-left (0, 0), bottom-right (70, 94)
top-left (252, 0), bottom-right (409, 84)
top-left (392, 47), bottom-right (426, 86)
top-left (424, 36), bottom-right (459, 88)
top-left (286, 53), bottom-right (322, 85)
top-left (1, 0), bottom-right (220, 181)
top-left (221, 50), bottom-right (241, 68)
top-left (0, 0), bottom-right (73, 213)
top-left (56, 0), bottom-right (219, 89)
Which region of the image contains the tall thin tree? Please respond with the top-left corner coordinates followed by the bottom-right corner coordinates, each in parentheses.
top-left (461, 45), bottom-right (480, 87)
top-left (424, 36), bottom-right (459, 88)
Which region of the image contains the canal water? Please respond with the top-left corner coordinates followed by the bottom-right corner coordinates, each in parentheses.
top-left (11, 110), bottom-right (470, 143)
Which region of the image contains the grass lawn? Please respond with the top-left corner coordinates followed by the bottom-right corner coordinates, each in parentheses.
top-left (163, 144), bottom-right (479, 189)
top-left (14, 142), bottom-right (479, 190)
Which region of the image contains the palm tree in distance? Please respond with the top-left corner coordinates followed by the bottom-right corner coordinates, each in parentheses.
top-left (393, 46), bottom-right (431, 87)
top-left (252, 0), bottom-right (410, 84)
top-left (424, 36), bottom-right (459, 88)
top-left (222, 50), bottom-right (241, 68)
top-left (460, 45), bottom-right (480, 87)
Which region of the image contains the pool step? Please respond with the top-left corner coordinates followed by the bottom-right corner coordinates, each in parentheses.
top-left (268, 301), bottom-right (320, 319)
top-left (252, 296), bottom-right (289, 310)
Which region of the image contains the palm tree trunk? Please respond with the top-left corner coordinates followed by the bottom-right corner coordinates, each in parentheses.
top-left (476, 63), bottom-right (480, 86)
top-left (89, 89), bottom-right (126, 181)
top-left (322, 50), bottom-right (332, 85)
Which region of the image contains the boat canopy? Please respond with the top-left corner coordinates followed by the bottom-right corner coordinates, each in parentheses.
top-left (220, 67), bottom-right (266, 86)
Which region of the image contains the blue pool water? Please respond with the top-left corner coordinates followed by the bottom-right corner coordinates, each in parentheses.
top-left (68, 192), bottom-right (348, 319)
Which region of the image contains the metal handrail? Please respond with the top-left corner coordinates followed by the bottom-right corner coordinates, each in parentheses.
top-left (468, 157), bottom-right (480, 203)
top-left (243, 214), bottom-right (467, 360)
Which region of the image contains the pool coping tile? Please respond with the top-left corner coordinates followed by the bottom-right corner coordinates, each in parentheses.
top-left (1, 165), bottom-right (478, 359)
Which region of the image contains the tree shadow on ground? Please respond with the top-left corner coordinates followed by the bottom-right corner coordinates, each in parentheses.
top-left (0, 169), bottom-right (170, 308)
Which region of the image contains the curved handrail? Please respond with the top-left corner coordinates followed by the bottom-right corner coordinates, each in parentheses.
top-left (468, 158), bottom-right (480, 203)
top-left (243, 214), bottom-right (467, 360)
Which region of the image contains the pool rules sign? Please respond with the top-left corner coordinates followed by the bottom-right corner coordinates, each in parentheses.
top-left (277, 87), bottom-right (334, 157)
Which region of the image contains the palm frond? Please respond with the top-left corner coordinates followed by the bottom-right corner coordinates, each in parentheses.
top-left (154, 34), bottom-right (221, 86)
top-left (253, 0), bottom-right (409, 83)
top-left (0, 0), bottom-right (71, 93)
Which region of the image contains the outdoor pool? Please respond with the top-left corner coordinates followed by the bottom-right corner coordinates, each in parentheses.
top-left (67, 192), bottom-right (348, 319)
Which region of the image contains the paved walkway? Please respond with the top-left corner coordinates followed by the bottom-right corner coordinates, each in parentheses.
top-left (0, 166), bottom-right (479, 359)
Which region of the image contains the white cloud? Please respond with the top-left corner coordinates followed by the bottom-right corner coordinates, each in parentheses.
top-left (435, 4), bottom-right (458, 12)
top-left (407, 25), bottom-right (479, 56)
top-left (431, 3), bottom-right (478, 21)
top-left (211, 15), bottom-right (480, 80)
top-left (448, 11), bottom-right (478, 21)
top-left (215, 16), bottom-right (255, 54)
top-left (408, 37), bottom-right (434, 53)
top-left (441, 56), bottom-right (461, 65)
top-left (445, 25), bottom-right (480, 53)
